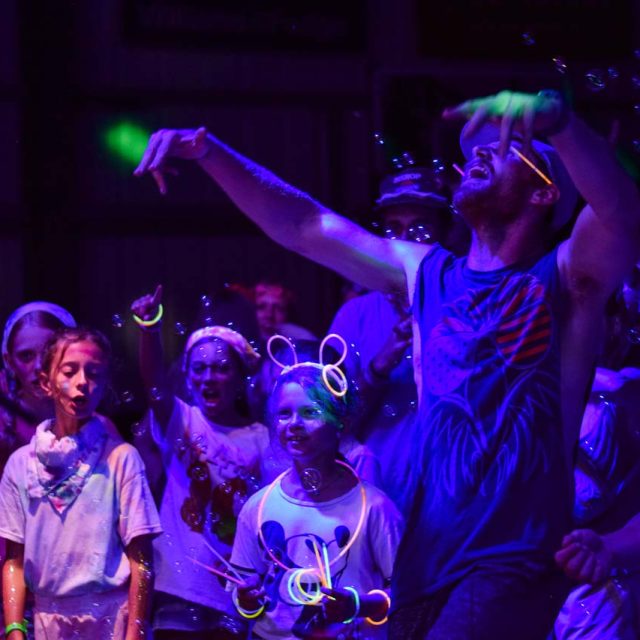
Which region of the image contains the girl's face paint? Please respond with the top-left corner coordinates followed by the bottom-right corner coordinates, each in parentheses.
top-left (187, 339), bottom-right (243, 422)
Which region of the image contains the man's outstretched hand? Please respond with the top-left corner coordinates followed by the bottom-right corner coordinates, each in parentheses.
top-left (134, 127), bottom-right (210, 194)
top-left (443, 90), bottom-right (567, 157)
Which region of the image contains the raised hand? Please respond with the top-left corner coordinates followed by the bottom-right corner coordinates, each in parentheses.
top-left (368, 315), bottom-right (412, 380)
top-left (555, 528), bottom-right (613, 584)
top-left (443, 90), bottom-right (567, 157)
top-left (133, 128), bottom-right (210, 194)
top-left (131, 285), bottom-right (163, 322)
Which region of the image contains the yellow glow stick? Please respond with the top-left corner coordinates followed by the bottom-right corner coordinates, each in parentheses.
top-left (511, 146), bottom-right (553, 185)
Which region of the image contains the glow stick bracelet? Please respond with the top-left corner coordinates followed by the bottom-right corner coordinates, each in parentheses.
top-left (365, 589), bottom-right (391, 625)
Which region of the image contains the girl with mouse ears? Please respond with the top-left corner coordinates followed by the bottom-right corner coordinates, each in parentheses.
top-left (229, 335), bottom-right (403, 639)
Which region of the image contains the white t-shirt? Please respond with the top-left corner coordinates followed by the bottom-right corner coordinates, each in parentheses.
top-left (0, 424), bottom-right (162, 598)
top-left (231, 476), bottom-right (404, 639)
top-left (150, 397), bottom-right (269, 612)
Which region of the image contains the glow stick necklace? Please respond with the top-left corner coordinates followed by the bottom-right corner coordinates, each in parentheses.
top-left (257, 459), bottom-right (367, 580)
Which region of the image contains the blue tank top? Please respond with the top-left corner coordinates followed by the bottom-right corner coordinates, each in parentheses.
top-left (393, 245), bottom-right (571, 607)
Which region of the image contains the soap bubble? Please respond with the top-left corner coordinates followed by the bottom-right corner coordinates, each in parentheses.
top-left (200, 295), bottom-right (212, 309)
top-left (383, 404), bottom-right (398, 418)
top-left (607, 67), bottom-right (620, 80)
top-left (175, 322), bottom-right (187, 336)
top-left (373, 132), bottom-right (385, 145)
top-left (432, 158), bottom-right (446, 174)
top-left (150, 386), bottom-right (164, 401)
top-left (120, 390), bottom-right (134, 404)
top-left (131, 422), bottom-right (147, 437)
top-left (552, 56), bottom-right (567, 74)
top-left (521, 32), bottom-right (535, 47)
top-left (111, 314), bottom-right (125, 328)
top-left (585, 70), bottom-right (607, 92)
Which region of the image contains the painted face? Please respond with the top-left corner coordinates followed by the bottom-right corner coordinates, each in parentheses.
top-left (274, 382), bottom-right (339, 462)
top-left (9, 325), bottom-right (57, 401)
top-left (380, 203), bottom-right (446, 244)
top-left (187, 339), bottom-right (243, 421)
top-left (255, 287), bottom-right (288, 339)
top-left (43, 340), bottom-right (109, 420)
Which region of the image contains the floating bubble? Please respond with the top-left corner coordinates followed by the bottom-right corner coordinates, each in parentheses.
top-left (131, 422), bottom-right (147, 437)
top-left (585, 70), bottom-right (607, 92)
top-left (628, 327), bottom-right (640, 344)
top-left (552, 56), bottom-right (567, 74)
top-left (392, 157), bottom-right (403, 170)
top-left (111, 314), bottom-right (125, 329)
top-left (150, 386), bottom-right (164, 401)
top-left (226, 321), bottom-right (235, 329)
top-left (521, 32), bottom-right (535, 47)
top-left (402, 151), bottom-right (415, 166)
top-left (200, 294), bottom-right (212, 308)
top-left (607, 67), bottom-right (620, 80)
top-left (120, 390), bottom-right (134, 404)
top-left (175, 321), bottom-right (187, 336)
top-left (174, 438), bottom-right (188, 455)
top-left (634, 104), bottom-right (640, 116)
top-left (383, 404), bottom-right (398, 418)
top-left (432, 158), bottom-right (446, 174)
top-left (371, 221), bottom-right (380, 229)
top-left (204, 316), bottom-right (214, 326)
top-left (373, 132), bottom-right (385, 145)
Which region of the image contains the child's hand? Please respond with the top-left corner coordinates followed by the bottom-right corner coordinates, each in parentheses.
top-left (237, 573), bottom-right (266, 611)
top-left (320, 587), bottom-right (360, 624)
top-left (131, 285), bottom-right (163, 321)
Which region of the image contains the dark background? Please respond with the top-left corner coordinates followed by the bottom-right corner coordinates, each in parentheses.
top-left (2, 0), bottom-right (640, 380)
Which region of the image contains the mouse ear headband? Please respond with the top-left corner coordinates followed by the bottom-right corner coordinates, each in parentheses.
top-left (266, 333), bottom-right (348, 398)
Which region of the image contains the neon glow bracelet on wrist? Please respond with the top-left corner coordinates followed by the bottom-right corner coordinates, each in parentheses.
top-left (232, 588), bottom-right (265, 619)
top-left (5, 619), bottom-right (28, 636)
top-left (342, 586), bottom-right (361, 625)
top-left (365, 589), bottom-right (391, 625)
top-left (133, 304), bottom-right (164, 328)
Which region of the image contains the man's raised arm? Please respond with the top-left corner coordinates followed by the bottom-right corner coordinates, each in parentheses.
top-left (551, 113), bottom-right (640, 298)
top-left (134, 128), bottom-right (430, 298)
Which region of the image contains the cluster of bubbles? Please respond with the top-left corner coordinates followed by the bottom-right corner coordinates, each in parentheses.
top-left (392, 151), bottom-right (416, 171)
top-left (520, 32), bottom-right (640, 153)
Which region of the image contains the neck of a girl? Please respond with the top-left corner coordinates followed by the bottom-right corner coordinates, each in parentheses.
top-left (52, 408), bottom-right (92, 439)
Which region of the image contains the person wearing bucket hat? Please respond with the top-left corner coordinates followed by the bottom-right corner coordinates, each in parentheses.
top-left (135, 88), bottom-right (640, 638)
top-left (130, 285), bottom-right (269, 639)
top-left (329, 167), bottom-right (451, 515)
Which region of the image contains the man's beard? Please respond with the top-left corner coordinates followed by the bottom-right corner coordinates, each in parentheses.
top-left (453, 180), bottom-right (527, 229)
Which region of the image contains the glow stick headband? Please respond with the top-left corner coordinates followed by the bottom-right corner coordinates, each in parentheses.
top-left (266, 333), bottom-right (349, 398)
